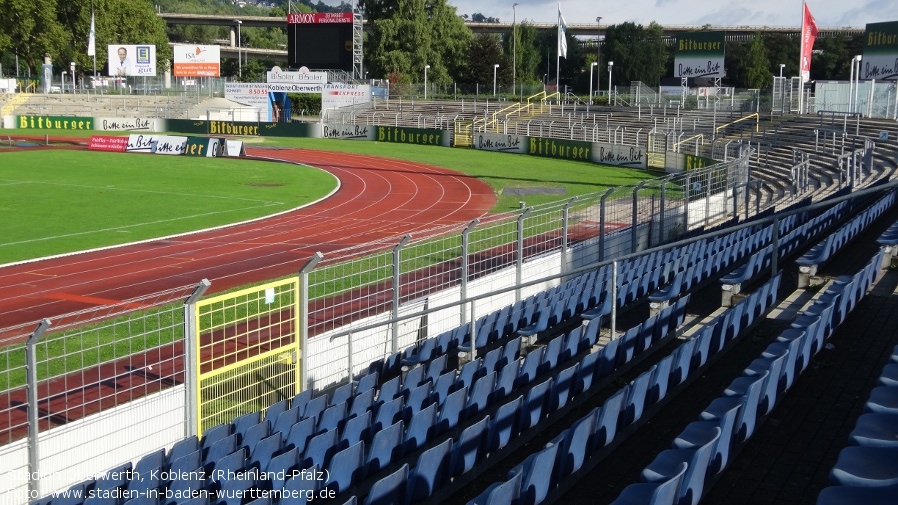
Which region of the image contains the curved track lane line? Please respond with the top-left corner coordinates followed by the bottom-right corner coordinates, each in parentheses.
top-left (0, 144), bottom-right (497, 330)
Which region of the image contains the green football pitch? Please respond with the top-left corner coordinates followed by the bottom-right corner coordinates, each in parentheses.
top-left (0, 150), bottom-right (338, 264)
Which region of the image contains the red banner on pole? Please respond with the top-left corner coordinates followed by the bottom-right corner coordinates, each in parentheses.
top-left (287, 12), bottom-right (353, 24)
top-left (800, 2), bottom-right (819, 81)
top-left (88, 135), bottom-right (128, 152)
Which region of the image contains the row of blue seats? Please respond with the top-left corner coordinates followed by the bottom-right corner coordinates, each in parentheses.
top-left (466, 273), bottom-right (783, 505)
top-left (818, 299), bottom-right (898, 505)
top-left (347, 296), bottom-right (693, 505)
top-left (797, 190), bottom-right (897, 277)
top-left (613, 250), bottom-right (883, 505)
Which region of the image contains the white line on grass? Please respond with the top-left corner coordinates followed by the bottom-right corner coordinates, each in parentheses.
top-left (0, 178), bottom-right (284, 204)
top-left (0, 203), bottom-right (283, 247)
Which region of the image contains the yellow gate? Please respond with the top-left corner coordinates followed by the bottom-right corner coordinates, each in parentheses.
top-left (194, 279), bottom-right (301, 435)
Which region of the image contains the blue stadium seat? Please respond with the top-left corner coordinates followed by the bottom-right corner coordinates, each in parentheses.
top-left (378, 377), bottom-right (401, 406)
top-left (272, 406), bottom-right (301, 437)
top-left (168, 450), bottom-right (201, 484)
top-left (302, 428), bottom-right (338, 470)
top-left (616, 327), bottom-right (640, 366)
top-left (549, 363), bottom-right (579, 413)
top-left (203, 434), bottom-right (237, 470)
top-left (482, 348), bottom-right (502, 376)
top-left (622, 371), bottom-right (652, 426)
top-left (670, 337), bottom-right (697, 386)
top-left (431, 370), bottom-right (456, 407)
top-left (596, 338), bottom-right (620, 380)
top-left (516, 347), bottom-right (544, 389)
top-left (282, 464), bottom-right (319, 503)
top-left (722, 371), bottom-right (768, 442)
top-left (200, 423), bottom-right (231, 458)
top-left (240, 420), bottom-right (271, 455)
top-left (265, 398), bottom-right (290, 424)
top-left (216, 474), bottom-right (254, 505)
top-left (366, 420), bottom-right (404, 476)
top-left (437, 386), bottom-right (468, 434)
top-left (318, 401), bottom-right (348, 434)
top-left (164, 468), bottom-right (204, 505)
top-left (610, 462), bottom-right (687, 505)
top-left (249, 432), bottom-right (282, 472)
top-left (406, 438), bottom-right (453, 503)
top-left (208, 448), bottom-right (245, 489)
top-left (466, 371), bottom-right (495, 418)
top-left (508, 441), bottom-right (561, 505)
top-left (402, 365), bottom-right (426, 397)
top-left (696, 400), bottom-right (741, 475)
top-left (365, 463), bottom-right (408, 505)
top-left (402, 337), bottom-right (437, 369)
top-left (574, 350), bottom-right (600, 396)
top-left (456, 359), bottom-right (483, 392)
top-left (829, 446), bottom-right (898, 487)
top-left (326, 440), bottom-right (365, 494)
top-left (426, 354), bottom-right (449, 385)
top-left (265, 447), bottom-right (298, 493)
top-left (349, 388), bottom-right (376, 420)
top-left (451, 415), bottom-right (490, 477)
top-left (356, 371), bottom-right (379, 394)
top-left (743, 349), bottom-right (787, 416)
top-left (520, 379), bottom-right (552, 431)
top-left (555, 409), bottom-right (598, 481)
top-left (291, 389), bottom-right (313, 417)
top-left (285, 417), bottom-right (316, 454)
top-left (341, 410), bottom-right (372, 448)
top-left (373, 396), bottom-right (404, 434)
top-left (332, 382), bottom-right (356, 408)
top-left (648, 355), bottom-right (674, 406)
top-left (640, 426), bottom-right (721, 505)
top-left (404, 403), bottom-right (437, 453)
top-left (167, 436), bottom-right (199, 467)
top-left (487, 396), bottom-right (523, 453)
top-left (404, 382), bottom-right (433, 423)
top-left (494, 360), bottom-right (520, 403)
top-left (865, 387), bottom-right (898, 415)
top-left (816, 484), bottom-right (898, 505)
top-left (303, 395), bottom-right (329, 424)
top-left (596, 389), bottom-right (626, 449)
top-left (878, 364), bottom-right (898, 387)
top-left (466, 471), bottom-right (522, 505)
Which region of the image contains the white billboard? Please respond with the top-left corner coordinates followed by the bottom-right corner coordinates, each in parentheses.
top-left (108, 45), bottom-right (157, 77)
top-left (173, 45), bottom-right (221, 77)
top-left (225, 83), bottom-right (271, 109)
top-left (267, 66), bottom-right (327, 84)
top-left (321, 84), bottom-right (371, 110)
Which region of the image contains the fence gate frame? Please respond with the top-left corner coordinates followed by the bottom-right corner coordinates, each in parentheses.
top-left (190, 277), bottom-right (301, 436)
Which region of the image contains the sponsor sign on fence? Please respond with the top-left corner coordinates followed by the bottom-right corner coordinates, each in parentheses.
top-left (592, 143), bottom-right (647, 169)
top-left (184, 137), bottom-right (221, 157)
top-left (225, 83), bottom-right (271, 109)
top-left (862, 21), bottom-right (898, 80)
top-left (88, 135), bottom-right (129, 152)
top-left (16, 116), bottom-right (94, 130)
top-left (528, 137), bottom-right (592, 162)
top-left (95, 117), bottom-right (157, 132)
top-left (322, 123), bottom-right (376, 140)
top-left (472, 133), bottom-right (527, 153)
top-left (126, 134), bottom-right (187, 154)
top-left (322, 84), bottom-right (371, 110)
top-left (225, 140), bottom-right (245, 157)
top-left (375, 126), bottom-right (447, 146)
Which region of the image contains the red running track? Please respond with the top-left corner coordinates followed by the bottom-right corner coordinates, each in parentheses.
top-left (0, 145), bottom-right (497, 331)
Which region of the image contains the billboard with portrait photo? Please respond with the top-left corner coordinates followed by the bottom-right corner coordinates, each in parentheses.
top-left (108, 45), bottom-right (157, 77)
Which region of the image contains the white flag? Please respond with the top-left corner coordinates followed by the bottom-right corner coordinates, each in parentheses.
top-left (558, 7), bottom-right (567, 59)
top-left (87, 13), bottom-right (96, 56)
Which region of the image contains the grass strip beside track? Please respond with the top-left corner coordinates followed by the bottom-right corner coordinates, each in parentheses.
top-left (0, 150), bottom-right (337, 264)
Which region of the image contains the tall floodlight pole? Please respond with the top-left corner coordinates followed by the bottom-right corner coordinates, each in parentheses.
top-left (424, 64), bottom-right (430, 100)
top-left (513, 3), bottom-right (518, 95)
top-left (608, 61), bottom-right (614, 103)
top-left (853, 55), bottom-right (862, 114)
top-left (779, 63), bottom-right (785, 78)
top-left (589, 62), bottom-right (597, 104)
top-left (236, 20), bottom-right (242, 79)
top-left (493, 64), bottom-right (500, 96)
top-left (596, 17), bottom-right (602, 95)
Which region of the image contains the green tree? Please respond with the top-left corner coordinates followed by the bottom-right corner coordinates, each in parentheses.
top-left (603, 21), bottom-right (667, 88)
top-left (0, 0), bottom-right (68, 75)
top-left (361, 0), bottom-right (472, 83)
top-left (460, 34), bottom-right (510, 89)
top-left (742, 32), bottom-right (772, 88)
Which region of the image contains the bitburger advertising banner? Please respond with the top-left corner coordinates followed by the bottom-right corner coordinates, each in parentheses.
top-left (184, 137), bottom-right (221, 157)
top-left (675, 31), bottom-right (725, 78)
top-left (862, 21), bottom-right (898, 80)
top-left (322, 123), bottom-right (376, 141)
top-left (472, 133), bottom-right (528, 154)
top-left (94, 117), bottom-right (158, 132)
top-left (591, 143), bottom-right (647, 169)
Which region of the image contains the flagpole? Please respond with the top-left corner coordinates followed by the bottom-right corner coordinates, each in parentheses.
top-left (798, 1), bottom-right (805, 113)
top-left (556, 4), bottom-right (561, 94)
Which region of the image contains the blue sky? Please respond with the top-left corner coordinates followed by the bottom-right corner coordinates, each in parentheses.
top-left (443, 0), bottom-right (895, 28)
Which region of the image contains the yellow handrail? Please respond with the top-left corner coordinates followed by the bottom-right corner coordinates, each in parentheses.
top-left (673, 133), bottom-right (704, 150)
top-left (715, 113), bottom-right (759, 136)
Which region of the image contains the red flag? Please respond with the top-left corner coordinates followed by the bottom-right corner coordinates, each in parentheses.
top-left (800, 2), bottom-right (818, 81)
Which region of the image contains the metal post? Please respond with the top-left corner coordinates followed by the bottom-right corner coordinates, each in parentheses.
top-left (610, 261), bottom-right (618, 337)
top-left (684, 171), bottom-right (691, 231)
top-left (392, 236), bottom-right (412, 353)
top-left (632, 182), bottom-right (646, 254)
top-left (516, 208), bottom-right (532, 303)
top-left (561, 197), bottom-right (577, 276)
top-left (460, 219), bottom-right (479, 326)
top-left (599, 188), bottom-right (613, 261)
top-left (660, 181), bottom-right (667, 243)
top-left (771, 217), bottom-right (779, 274)
top-left (26, 319), bottom-right (52, 498)
top-left (346, 332), bottom-right (354, 383)
top-left (183, 279), bottom-right (211, 438)
top-left (299, 252), bottom-right (323, 392)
